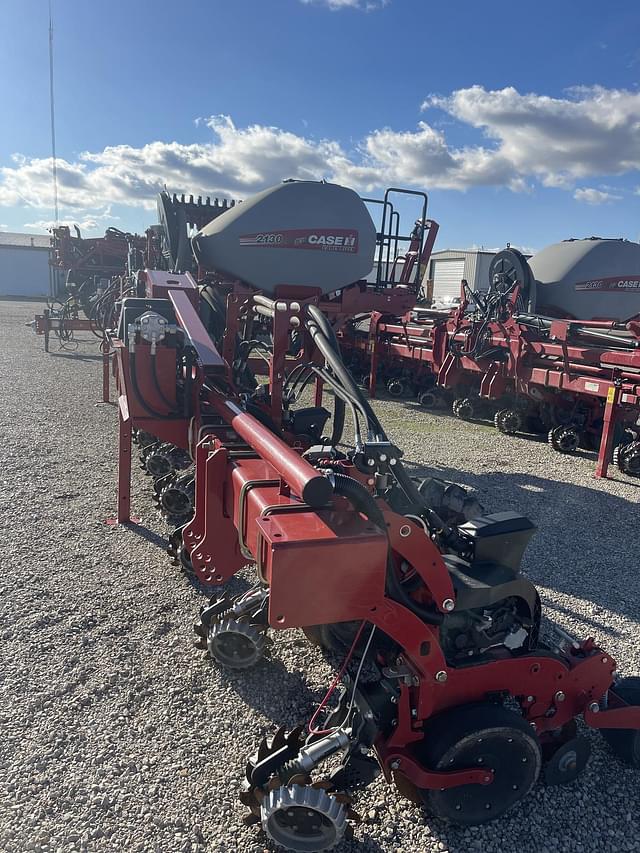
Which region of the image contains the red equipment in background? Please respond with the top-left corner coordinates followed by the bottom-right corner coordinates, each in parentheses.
top-left (107, 180), bottom-right (640, 852)
top-left (341, 249), bottom-right (640, 480)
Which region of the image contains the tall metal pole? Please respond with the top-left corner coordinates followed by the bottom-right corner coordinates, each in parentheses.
top-left (48, 1), bottom-right (59, 226)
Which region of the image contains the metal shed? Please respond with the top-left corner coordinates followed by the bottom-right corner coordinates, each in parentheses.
top-left (0, 232), bottom-right (52, 298)
top-left (423, 249), bottom-right (496, 302)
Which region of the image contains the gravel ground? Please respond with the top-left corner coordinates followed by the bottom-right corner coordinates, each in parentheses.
top-left (1, 299), bottom-right (639, 853)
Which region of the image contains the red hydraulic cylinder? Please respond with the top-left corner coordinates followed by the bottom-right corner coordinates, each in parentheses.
top-left (209, 396), bottom-right (332, 508)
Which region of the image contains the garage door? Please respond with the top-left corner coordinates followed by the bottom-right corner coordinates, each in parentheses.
top-left (431, 258), bottom-right (465, 300)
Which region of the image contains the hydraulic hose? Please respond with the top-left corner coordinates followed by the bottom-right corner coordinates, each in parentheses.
top-left (305, 307), bottom-right (387, 441)
top-left (331, 473), bottom-right (443, 626)
top-left (331, 395), bottom-right (345, 447)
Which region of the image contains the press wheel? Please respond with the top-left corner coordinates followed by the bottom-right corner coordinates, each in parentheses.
top-left (416, 702), bottom-right (542, 825)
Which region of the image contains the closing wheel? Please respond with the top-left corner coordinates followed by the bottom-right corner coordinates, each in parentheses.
top-left (160, 479), bottom-right (194, 519)
top-left (177, 544), bottom-right (195, 577)
top-left (614, 441), bottom-right (640, 477)
top-left (418, 389), bottom-right (440, 409)
top-left (144, 447), bottom-right (175, 478)
top-left (601, 677), bottom-right (640, 767)
top-left (452, 398), bottom-right (474, 420)
top-left (261, 785), bottom-right (347, 852)
top-left (494, 409), bottom-right (522, 435)
top-left (548, 425), bottom-right (580, 454)
top-left (386, 377), bottom-right (405, 398)
top-left (416, 703), bottom-right (542, 826)
top-left (207, 618), bottom-right (265, 669)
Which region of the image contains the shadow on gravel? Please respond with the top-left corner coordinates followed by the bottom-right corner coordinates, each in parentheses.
top-left (399, 398), bottom-right (599, 460)
top-left (48, 351), bottom-right (103, 362)
top-left (216, 654), bottom-right (320, 725)
top-left (121, 521), bottom-right (170, 550)
top-left (404, 458), bottom-right (640, 626)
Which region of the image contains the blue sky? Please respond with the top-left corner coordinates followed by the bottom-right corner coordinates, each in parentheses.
top-left (0, 0), bottom-right (639, 252)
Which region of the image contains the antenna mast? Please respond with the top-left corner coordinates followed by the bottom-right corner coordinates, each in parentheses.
top-left (48, 1), bottom-right (59, 226)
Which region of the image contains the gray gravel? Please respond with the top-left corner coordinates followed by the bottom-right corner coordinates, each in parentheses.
top-left (1, 299), bottom-right (639, 853)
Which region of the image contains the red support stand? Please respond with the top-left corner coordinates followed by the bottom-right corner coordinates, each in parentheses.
top-left (595, 384), bottom-right (621, 479)
top-left (96, 336), bottom-right (115, 406)
top-left (106, 396), bottom-right (140, 526)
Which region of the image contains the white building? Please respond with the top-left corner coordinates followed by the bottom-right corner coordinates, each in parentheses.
top-left (0, 232), bottom-right (53, 298)
top-left (423, 249), bottom-right (496, 302)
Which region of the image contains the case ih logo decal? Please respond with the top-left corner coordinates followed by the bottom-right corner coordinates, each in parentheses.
top-left (239, 229), bottom-right (359, 253)
top-left (575, 276), bottom-right (640, 292)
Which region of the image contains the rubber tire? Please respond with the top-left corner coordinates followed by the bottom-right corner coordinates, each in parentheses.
top-left (416, 702), bottom-right (542, 826)
top-left (418, 389), bottom-right (440, 410)
top-left (601, 677), bottom-right (640, 767)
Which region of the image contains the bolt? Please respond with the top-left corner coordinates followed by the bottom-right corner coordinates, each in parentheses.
top-left (390, 759), bottom-right (401, 770)
top-left (602, 657), bottom-right (608, 664)
top-left (367, 458), bottom-right (375, 467)
top-left (390, 458), bottom-right (397, 466)
top-left (555, 691), bottom-right (566, 703)
top-left (399, 525), bottom-right (411, 537)
top-left (526, 695), bottom-right (534, 703)
top-left (379, 454), bottom-right (387, 462)
top-left (588, 702), bottom-right (600, 713)
top-left (435, 671), bottom-right (448, 683)
top-left (442, 598), bottom-right (455, 612)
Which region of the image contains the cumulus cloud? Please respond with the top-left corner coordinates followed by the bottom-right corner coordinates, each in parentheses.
top-left (300, 0), bottom-right (388, 9)
top-left (1, 85), bottom-right (639, 223)
top-left (424, 85), bottom-right (640, 188)
top-left (23, 206), bottom-right (119, 234)
top-left (573, 187), bottom-right (622, 205)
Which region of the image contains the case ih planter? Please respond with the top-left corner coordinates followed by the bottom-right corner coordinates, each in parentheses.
top-left (107, 181), bottom-right (640, 851)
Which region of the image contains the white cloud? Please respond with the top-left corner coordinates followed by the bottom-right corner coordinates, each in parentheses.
top-left (1, 85), bottom-right (640, 222)
top-left (424, 85), bottom-right (640, 189)
top-left (23, 206), bottom-right (119, 234)
top-left (300, 0), bottom-right (388, 9)
top-left (573, 187), bottom-right (622, 205)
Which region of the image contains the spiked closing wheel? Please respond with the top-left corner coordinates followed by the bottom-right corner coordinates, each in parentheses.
top-left (207, 618), bottom-right (265, 669)
top-left (614, 441), bottom-right (640, 477)
top-left (144, 448), bottom-right (175, 478)
top-left (386, 378), bottom-right (405, 398)
top-left (494, 408), bottom-right (522, 435)
top-left (548, 425), bottom-right (580, 454)
top-left (416, 703), bottom-right (542, 826)
top-left (261, 785), bottom-right (347, 852)
top-left (452, 398), bottom-right (474, 420)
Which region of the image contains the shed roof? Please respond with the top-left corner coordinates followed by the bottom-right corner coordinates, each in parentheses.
top-left (0, 231), bottom-right (50, 249)
top-left (431, 248), bottom-right (496, 257)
